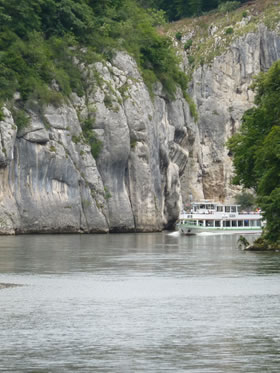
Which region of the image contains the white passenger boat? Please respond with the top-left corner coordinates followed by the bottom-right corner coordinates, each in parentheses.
top-left (178, 201), bottom-right (263, 235)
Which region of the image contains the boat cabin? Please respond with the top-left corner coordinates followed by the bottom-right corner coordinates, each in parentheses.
top-left (179, 200), bottom-right (263, 234)
top-left (191, 202), bottom-right (239, 214)
top-left (179, 219), bottom-right (262, 228)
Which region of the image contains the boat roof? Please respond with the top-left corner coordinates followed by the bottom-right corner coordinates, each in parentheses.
top-left (191, 200), bottom-right (240, 207)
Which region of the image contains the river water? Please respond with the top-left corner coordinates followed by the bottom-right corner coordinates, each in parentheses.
top-left (0, 232), bottom-right (280, 372)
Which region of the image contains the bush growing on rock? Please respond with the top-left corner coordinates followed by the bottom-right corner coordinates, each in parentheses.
top-left (184, 39), bottom-right (193, 50)
top-left (225, 27), bottom-right (234, 34)
top-left (175, 32), bottom-right (183, 41)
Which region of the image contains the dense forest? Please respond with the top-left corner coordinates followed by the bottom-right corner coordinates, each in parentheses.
top-left (0, 0), bottom-right (190, 110)
top-left (0, 0), bottom-right (251, 110)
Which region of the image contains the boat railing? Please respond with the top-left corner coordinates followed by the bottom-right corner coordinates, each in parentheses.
top-left (238, 211), bottom-right (261, 215)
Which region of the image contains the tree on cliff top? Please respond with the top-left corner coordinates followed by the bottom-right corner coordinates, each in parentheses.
top-left (137, 0), bottom-right (250, 20)
top-left (0, 0), bottom-right (188, 104)
top-left (227, 60), bottom-right (280, 243)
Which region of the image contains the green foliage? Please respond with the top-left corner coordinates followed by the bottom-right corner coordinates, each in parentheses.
top-left (104, 186), bottom-right (112, 200)
top-left (218, 1), bottom-right (241, 13)
top-left (104, 94), bottom-right (114, 110)
top-left (116, 3), bottom-right (190, 100)
top-left (141, 69), bottom-right (157, 98)
top-left (0, 31), bottom-right (84, 104)
top-left (234, 192), bottom-right (256, 211)
top-left (227, 60), bottom-right (280, 243)
top-left (145, 8), bottom-right (167, 26)
top-left (188, 55), bottom-right (195, 65)
top-left (0, 105), bottom-right (4, 121)
top-left (137, 0), bottom-right (249, 21)
top-left (0, 0), bottom-right (189, 105)
top-left (225, 27), bottom-right (234, 35)
top-left (72, 135), bottom-right (82, 144)
top-left (184, 93), bottom-right (198, 122)
top-left (260, 188), bottom-right (280, 242)
top-left (175, 32), bottom-right (183, 41)
top-left (130, 139), bottom-right (137, 149)
top-left (82, 119), bottom-right (103, 159)
top-left (184, 39), bottom-right (193, 50)
top-left (12, 109), bottom-right (30, 130)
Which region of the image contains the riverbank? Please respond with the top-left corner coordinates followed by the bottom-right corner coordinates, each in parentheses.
top-left (238, 236), bottom-right (280, 251)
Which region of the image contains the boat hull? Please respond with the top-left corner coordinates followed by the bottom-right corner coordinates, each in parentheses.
top-left (179, 225), bottom-right (262, 235)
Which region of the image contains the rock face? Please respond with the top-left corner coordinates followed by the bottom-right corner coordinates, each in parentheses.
top-left (181, 25), bottom-right (280, 205)
top-left (1, 25), bottom-right (280, 234)
top-left (0, 53), bottom-right (194, 234)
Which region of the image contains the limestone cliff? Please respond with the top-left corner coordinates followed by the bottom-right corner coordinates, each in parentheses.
top-left (0, 52), bottom-right (195, 234)
top-left (180, 25), bottom-right (280, 205)
top-left (1, 15), bottom-right (280, 233)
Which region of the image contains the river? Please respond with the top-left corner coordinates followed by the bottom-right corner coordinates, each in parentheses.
top-left (0, 232), bottom-right (280, 372)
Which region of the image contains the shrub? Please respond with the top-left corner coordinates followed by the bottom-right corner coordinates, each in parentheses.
top-left (82, 119), bottom-right (103, 159)
top-left (12, 109), bottom-right (30, 130)
top-left (175, 32), bottom-right (182, 41)
top-left (225, 27), bottom-right (234, 35)
top-left (184, 93), bottom-right (198, 122)
top-left (130, 139), bottom-right (137, 149)
top-left (188, 55), bottom-right (195, 65)
top-left (104, 94), bottom-right (114, 110)
top-left (184, 39), bottom-right (193, 50)
top-left (104, 186), bottom-right (112, 200)
top-left (72, 135), bottom-right (81, 144)
top-left (0, 107), bottom-right (4, 121)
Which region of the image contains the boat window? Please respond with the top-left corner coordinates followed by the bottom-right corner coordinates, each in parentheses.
top-left (238, 220), bottom-right (243, 227)
top-left (188, 220), bottom-right (197, 226)
top-left (215, 220), bottom-right (220, 227)
top-left (250, 220), bottom-right (257, 227)
top-left (206, 220), bottom-right (214, 227)
top-left (256, 220), bottom-right (261, 227)
top-left (244, 220), bottom-right (249, 227)
top-left (198, 220), bottom-right (204, 226)
top-left (200, 204), bottom-right (205, 209)
top-left (237, 206), bottom-right (241, 212)
top-left (231, 206), bottom-right (237, 213)
top-left (223, 221), bottom-right (227, 227)
top-left (209, 204), bottom-right (214, 210)
top-left (225, 206), bottom-right (230, 212)
top-left (216, 206), bottom-right (223, 212)
top-left (231, 220), bottom-right (237, 227)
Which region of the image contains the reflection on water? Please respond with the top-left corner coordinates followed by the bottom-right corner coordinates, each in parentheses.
top-left (0, 232), bottom-right (280, 372)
